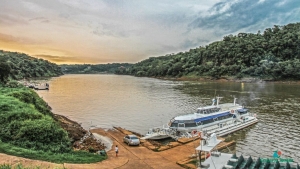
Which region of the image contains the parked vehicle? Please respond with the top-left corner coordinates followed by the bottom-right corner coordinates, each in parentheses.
top-left (123, 134), bottom-right (140, 146)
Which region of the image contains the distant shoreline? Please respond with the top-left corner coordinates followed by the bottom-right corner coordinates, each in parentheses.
top-left (154, 76), bottom-right (300, 84)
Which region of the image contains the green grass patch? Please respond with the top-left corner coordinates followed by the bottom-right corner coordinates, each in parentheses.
top-left (0, 138), bottom-right (106, 164)
top-left (0, 85), bottom-right (106, 163)
top-left (0, 163), bottom-right (59, 169)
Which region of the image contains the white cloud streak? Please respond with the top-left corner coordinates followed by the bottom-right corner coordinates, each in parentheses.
top-left (0, 0), bottom-right (299, 64)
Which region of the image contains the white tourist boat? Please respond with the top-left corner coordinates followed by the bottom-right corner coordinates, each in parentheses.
top-left (141, 97), bottom-right (258, 140)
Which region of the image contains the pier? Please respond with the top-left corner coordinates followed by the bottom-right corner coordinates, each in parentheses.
top-left (89, 127), bottom-right (236, 169)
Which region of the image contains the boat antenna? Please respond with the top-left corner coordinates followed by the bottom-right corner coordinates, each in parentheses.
top-left (233, 95), bottom-right (237, 106)
top-left (214, 89), bottom-right (216, 98)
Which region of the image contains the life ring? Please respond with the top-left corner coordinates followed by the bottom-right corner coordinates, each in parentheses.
top-left (230, 110), bottom-right (234, 114)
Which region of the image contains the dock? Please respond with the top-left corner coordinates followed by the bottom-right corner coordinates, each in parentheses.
top-left (88, 127), bottom-right (236, 169)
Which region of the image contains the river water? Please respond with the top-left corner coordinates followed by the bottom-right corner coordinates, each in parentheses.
top-left (36, 74), bottom-right (300, 162)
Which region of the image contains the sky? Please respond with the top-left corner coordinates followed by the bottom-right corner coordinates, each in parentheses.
top-left (0, 0), bottom-right (299, 64)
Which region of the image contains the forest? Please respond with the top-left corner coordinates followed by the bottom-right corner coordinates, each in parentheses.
top-left (0, 50), bottom-right (63, 82)
top-left (60, 63), bottom-right (132, 74)
top-left (122, 22), bottom-right (300, 80)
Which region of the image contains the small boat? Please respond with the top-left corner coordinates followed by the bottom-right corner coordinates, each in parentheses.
top-left (143, 127), bottom-right (175, 140)
top-left (141, 97), bottom-right (258, 140)
top-left (34, 83), bottom-right (49, 90)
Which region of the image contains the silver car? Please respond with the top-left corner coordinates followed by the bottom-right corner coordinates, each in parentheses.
top-left (123, 135), bottom-right (140, 146)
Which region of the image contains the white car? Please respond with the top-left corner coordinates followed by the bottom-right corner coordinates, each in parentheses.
top-left (123, 135), bottom-right (140, 146)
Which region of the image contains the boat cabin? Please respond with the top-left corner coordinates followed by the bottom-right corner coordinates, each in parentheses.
top-left (196, 106), bottom-right (221, 114)
top-left (169, 108), bottom-right (249, 129)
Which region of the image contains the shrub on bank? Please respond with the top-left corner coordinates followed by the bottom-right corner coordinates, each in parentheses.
top-left (0, 141), bottom-right (104, 164)
top-left (0, 85), bottom-right (105, 163)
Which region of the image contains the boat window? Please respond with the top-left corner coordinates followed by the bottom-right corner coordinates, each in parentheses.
top-left (170, 122), bottom-right (178, 127)
top-left (178, 123), bottom-right (185, 128)
top-left (185, 122), bottom-right (197, 127)
top-left (202, 119), bottom-right (214, 125)
top-left (203, 110), bottom-right (207, 114)
top-left (197, 110), bottom-right (204, 114)
top-left (239, 110), bottom-right (248, 115)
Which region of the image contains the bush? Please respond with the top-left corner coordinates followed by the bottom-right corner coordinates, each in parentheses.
top-left (5, 81), bottom-right (22, 88)
top-left (0, 87), bottom-right (70, 153)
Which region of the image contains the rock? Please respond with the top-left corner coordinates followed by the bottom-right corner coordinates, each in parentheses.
top-left (53, 114), bottom-right (106, 152)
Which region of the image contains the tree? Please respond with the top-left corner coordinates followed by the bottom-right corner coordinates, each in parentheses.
top-left (0, 58), bottom-right (11, 83)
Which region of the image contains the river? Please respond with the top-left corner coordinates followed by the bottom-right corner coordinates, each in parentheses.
top-left (36, 74), bottom-right (300, 162)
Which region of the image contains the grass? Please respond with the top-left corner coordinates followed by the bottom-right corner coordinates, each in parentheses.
top-left (0, 130), bottom-right (106, 164)
top-left (0, 84), bottom-right (106, 164)
top-left (0, 163), bottom-right (66, 169)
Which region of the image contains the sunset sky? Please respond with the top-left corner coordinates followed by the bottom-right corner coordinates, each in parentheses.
top-left (1, 0), bottom-right (299, 64)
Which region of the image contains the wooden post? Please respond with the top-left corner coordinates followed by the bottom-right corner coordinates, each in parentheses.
top-left (199, 150), bottom-right (202, 167)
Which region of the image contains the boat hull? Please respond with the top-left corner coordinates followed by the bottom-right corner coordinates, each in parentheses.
top-left (215, 118), bottom-right (258, 137)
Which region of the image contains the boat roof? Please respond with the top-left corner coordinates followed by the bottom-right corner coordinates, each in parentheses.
top-left (197, 103), bottom-right (241, 110)
top-left (173, 108), bottom-right (248, 121)
top-left (197, 105), bottom-right (219, 110)
top-left (194, 112), bottom-right (230, 123)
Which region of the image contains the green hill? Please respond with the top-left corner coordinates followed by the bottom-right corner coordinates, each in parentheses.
top-left (0, 50), bottom-right (63, 81)
top-left (60, 63), bottom-right (132, 74)
top-left (124, 22), bottom-right (300, 80)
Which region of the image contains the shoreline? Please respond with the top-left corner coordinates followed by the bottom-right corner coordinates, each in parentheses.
top-left (53, 113), bottom-right (107, 152)
top-left (152, 76), bottom-right (300, 84)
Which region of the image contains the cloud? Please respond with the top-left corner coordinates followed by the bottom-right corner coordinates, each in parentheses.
top-left (0, 0), bottom-right (299, 64)
top-left (0, 33), bottom-right (42, 45)
top-left (29, 17), bottom-right (50, 23)
top-left (34, 54), bottom-right (71, 63)
top-left (189, 0), bottom-right (300, 35)
top-left (34, 54), bottom-right (101, 64)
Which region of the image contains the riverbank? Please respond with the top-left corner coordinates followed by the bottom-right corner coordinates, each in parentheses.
top-left (53, 114), bottom-right (106, 152)
top-left (156, 76), bottom-right (300, 84)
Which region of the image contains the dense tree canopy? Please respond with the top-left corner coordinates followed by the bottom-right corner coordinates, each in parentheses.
top-left (121, 22), bottom-right (300, 80)
top-left (60, 63), bottom-right (132, 74)
top-left (0, 50), bottom-right (63, 81)
top-left (0, 57), bottom-right (11, 83)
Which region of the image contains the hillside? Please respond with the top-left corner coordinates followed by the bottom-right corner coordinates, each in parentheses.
top-left (123, 22), bottom-right (300, 81)
top-left (0, 85), bottom-right (105, 163)
top-left (0, 50), bottom-right (63, 81)
top-left (0, 51), bottom-right (105, 163)
top-left (60, 63), bottom-right (132, 74)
